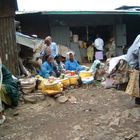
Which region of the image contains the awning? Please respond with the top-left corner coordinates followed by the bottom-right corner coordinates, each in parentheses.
top-left (16, 32), bottom-right (42, 49)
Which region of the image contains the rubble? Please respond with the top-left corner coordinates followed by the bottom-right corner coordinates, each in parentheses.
top-left (125, 132), bottom-right (138, 140)
top-left (68, 95), bottom-right (77, 104)
top-left (122, 110), bottom-right (131, 118)
top-left (19, 78), bottom-right (36, 94)
top-left (22, 92), bottom-right (46, 104)
top-left (13, 111), bottom-right (19, 117)
top-left (34, 92), bottom-right (46, 101)
top-left (109, 117), bottom-right (120, 128)
top-left (23, 95), bottom-right (37, 104)
top-left (73, 125), bottom-right (83, 131)
top-left (56, 95), bottom-right (68, 103)
top-left (129, 108), bottom-right (140, 120)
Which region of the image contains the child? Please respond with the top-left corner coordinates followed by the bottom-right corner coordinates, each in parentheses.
top-left (54, 55), bottom-right (65, 73)
top-left (87, 41), bottom-right (94, 63)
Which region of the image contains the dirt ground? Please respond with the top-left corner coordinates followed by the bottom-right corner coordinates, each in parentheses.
top-left (0, 86), bottom-right (140, 140)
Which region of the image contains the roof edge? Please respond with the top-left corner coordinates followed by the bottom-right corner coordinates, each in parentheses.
top-left (16, 10), bottom-right (140, 15)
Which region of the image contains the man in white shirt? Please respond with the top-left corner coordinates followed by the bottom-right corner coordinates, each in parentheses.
top-left (94, 34), bottom-right (104, 60)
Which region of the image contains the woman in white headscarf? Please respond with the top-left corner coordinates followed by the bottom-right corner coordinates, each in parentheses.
top-left (126, 34), bottom-right (140, 105)
top-left (65, 51), bottom-right (85, 73)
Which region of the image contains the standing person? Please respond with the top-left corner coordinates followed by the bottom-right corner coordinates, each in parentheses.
top-left (126, 34), bottom-right (140, 105)
top-left (94, 34), bottom-right (104, 61)
top-left (40, 36), bottom-right (59, 61)
top-left (87, 41), bottom-right (94, 63)
top-left (105, 38), bottom-right (116, 59)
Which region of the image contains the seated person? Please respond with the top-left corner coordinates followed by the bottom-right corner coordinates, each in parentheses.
top-left (54, 55), bottom-right (65, 73)
top-left (39, 55), bottom-right (60, 78)
top-left (0, 63), bottom-right (19, 124)
top-left (65, 52), bottom-right (85, 73)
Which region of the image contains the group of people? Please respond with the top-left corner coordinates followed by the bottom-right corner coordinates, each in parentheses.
top-left (37, 36), bottom-right (85, 78)
top-left (39, 52), bottom-right (85, 78)
top-left (1, 34), bottom-right (140, 125)
top-left (0, 35), bottom-right (86, 124)
top-left (87, 34), bottom-right (116, 63)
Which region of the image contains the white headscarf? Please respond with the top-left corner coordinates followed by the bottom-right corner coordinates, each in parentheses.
top-left (66, 51), bottom-right (75, 59)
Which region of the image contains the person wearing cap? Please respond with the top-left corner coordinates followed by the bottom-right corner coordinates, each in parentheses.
top-left (94, 34), bottom-right (104, 61)
top-left (41, 36), bottom-right (58, 59)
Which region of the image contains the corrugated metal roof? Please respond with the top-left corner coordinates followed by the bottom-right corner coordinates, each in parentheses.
top-left (16, 32), bottom-right (42, 49)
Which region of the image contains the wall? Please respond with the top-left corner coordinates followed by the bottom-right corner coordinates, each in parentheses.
top-left (51, 26), bottom-right (70, 46)
top-left (16, 14), bottom-right (50, 39)
top-left (16, 14), bottom-right (123, 44)
top-left (123, 15), bottom-right (140, 47)
top-left (49, 15), bottom-right (122, 26)
top-left (16, 13), bottom-right (140, 58)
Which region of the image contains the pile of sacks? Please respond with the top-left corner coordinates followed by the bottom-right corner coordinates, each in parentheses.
top-left (19, 78), bottom-right (36, 94)
top-left (35, 70), bottom-right (94, 95)
top-left (18, 70), bottom-right (95, 96)
top-left (36, 74), bottom-right (80, 95)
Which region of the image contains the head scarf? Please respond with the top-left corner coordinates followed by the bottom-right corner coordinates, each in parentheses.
top-left (66, 51), bottom-right (75, 59)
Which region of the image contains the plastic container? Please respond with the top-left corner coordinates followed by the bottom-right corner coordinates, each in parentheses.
top-left (71, 71), bottom-right (75, 76)
top-left (82, 76), bottom-right (94, 84)
top-left (73, 35), bottom-right (79, 43)
top-left (79, 71), bottom-right (93, 79)
top-left (79, 41), bottom-right (83, 48)
top-left (60, 78), bottom-right (70, 88)
top-left (68, 75), bottom-right (79, 85)
top-left (42, 81), bottom-right (63, 95)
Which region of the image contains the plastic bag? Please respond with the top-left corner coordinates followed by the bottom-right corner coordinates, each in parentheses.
top-left (60, 78), bottom-right (70, 88)
top-left (68, 75), bottom-right (79, 85)
top-left (42, 81), bottom-right (63, 95)
top-left (101, 78), bottom-right (116, 89)
top-left (79, 71), bottom-right (93, 79)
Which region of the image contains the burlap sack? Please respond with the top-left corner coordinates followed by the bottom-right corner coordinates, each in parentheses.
top-left (125, 70), bottom-right (140, 97)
